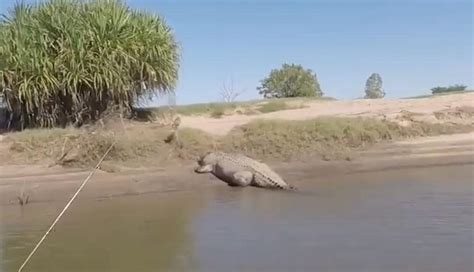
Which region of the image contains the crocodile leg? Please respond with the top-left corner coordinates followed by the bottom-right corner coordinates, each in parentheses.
top-left (195, 164), bottom-right (213, 173)
top-left (231, 171), bottom-right (254, 187)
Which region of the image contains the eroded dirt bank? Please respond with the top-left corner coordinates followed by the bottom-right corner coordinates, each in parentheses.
top-left (1, 132), bottom-right (472, 207)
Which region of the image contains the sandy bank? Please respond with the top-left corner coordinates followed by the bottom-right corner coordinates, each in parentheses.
top-left (0, 132), bottom-right (472, 207)
top-left (180, 93), bottom-right (474, 135)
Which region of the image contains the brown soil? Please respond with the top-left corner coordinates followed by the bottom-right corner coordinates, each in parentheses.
top-left (1, 132), bottom-right (472, 206)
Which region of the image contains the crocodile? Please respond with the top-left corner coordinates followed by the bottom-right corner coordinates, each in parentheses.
top-left (194, 151), bottom-right (297, 190)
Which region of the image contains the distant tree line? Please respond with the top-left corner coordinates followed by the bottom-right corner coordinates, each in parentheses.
top-left (256, 64), bottom-right (387, 100)
top-left (256, 65), bottom-right (470, 100)
top-left (430, 84), bottom-right (467, 94)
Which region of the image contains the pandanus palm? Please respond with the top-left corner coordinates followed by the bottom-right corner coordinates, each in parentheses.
top-left (0, 0), bottom-right (180, 129)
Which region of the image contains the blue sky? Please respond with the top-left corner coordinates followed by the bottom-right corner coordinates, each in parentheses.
top-left (1, 0), bottom-right (472, 105)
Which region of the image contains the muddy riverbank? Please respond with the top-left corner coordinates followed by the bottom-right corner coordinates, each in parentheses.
top-left (1, 132), bottom-right (472, 206)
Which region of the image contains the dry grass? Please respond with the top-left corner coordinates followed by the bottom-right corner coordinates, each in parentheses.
top-left (219, 117), bottom-right (473, 160)
top-left (169, 102), bottom-right (244, 116)
top-left (5, 122), bottom-right (214, 168)
top-left (146, 96), bottom-right (333, 117)
top-left (5, 117), bottom-right (473, 169)
top-left (256, 100), bottom-right (306, 113)
top-left (210, 108), bottom-right (225, 118)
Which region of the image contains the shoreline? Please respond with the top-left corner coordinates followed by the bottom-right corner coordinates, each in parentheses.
top-left (1, 92), bottom-right (472, 169)
top-left (1, 132), bottom-right (472, 206)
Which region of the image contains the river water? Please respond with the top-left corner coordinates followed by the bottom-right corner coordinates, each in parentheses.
top-left (1, 164), bottom-right (473, 272)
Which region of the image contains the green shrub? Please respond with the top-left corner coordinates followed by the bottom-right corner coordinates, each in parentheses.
top-left (0, 0), bottom-right (179, 128)
top-left (431, 84), bottom-right (467, 94)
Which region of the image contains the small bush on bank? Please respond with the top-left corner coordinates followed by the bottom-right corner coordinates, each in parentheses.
top-left (431, 84), bottom-right (468, 94)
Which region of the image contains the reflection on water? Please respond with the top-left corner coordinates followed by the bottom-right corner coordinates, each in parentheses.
top-left (1, 164), bottom-right (473, 272)
top-left (1, 192), bottom-right (205, 272)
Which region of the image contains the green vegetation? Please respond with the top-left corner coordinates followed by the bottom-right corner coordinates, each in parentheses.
top-left (404, 89), bottom-right (473, 99)
top-left (257, 63), bottom-right (323, 98)
top-left (144, 96), bottom-right (333, 117)
top-left (172, 102), bottom-right (242, 116)
top-left (0, 0), bottom-right (179, 129)
top-left (256, 100), bottom-right (305, 113)
top-left (6, 117), bottom-right (472, 169)
top-left (221, 117), bottom-right (471, 160)
top-left (364, 73), bottom-right (385, 99)
top-left (431, 84), bottom-right (468, 94)
top-left (138, 102), bottom-right (245, 119)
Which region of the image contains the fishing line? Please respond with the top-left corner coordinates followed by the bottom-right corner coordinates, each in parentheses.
top-left (18, 140), bottom-right (116, 272)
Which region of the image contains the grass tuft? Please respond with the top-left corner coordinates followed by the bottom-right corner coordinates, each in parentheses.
top-left (210, 108), bottom-right (225, 118)
top-left (256, 100), bottom-right (289, 113)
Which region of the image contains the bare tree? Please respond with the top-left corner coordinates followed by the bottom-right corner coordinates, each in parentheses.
top-left (220, 77), bottom-right (246, 103)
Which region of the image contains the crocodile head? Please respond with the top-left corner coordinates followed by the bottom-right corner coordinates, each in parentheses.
top-left (194, 152), bottom-right (218, 173)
